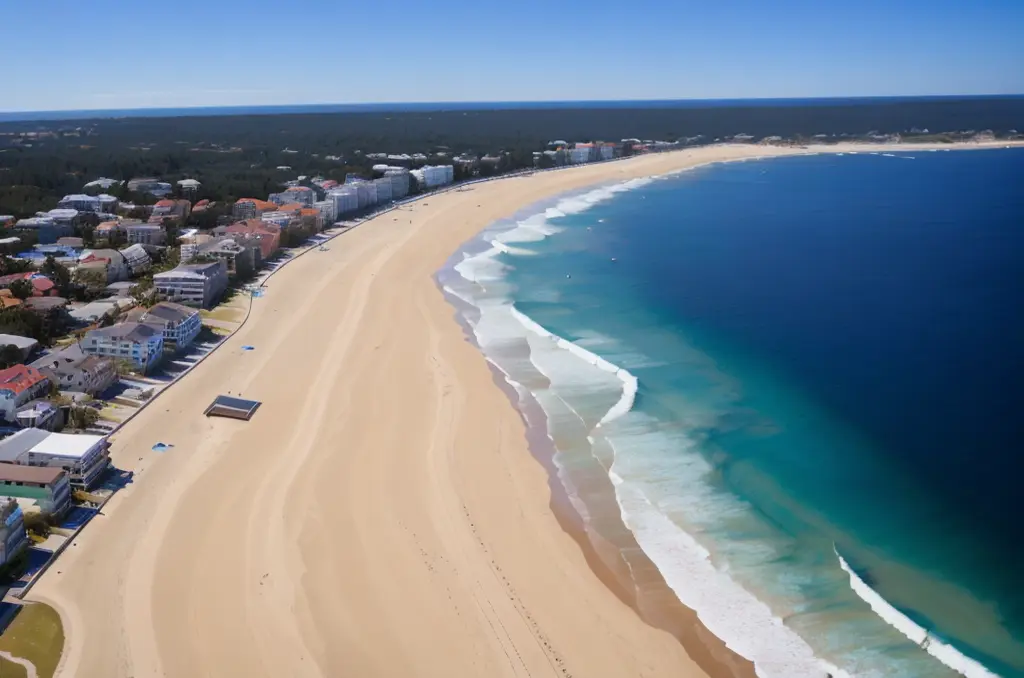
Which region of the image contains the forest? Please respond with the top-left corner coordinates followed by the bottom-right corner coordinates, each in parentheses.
top-left (2, 96), bottom-right (1022, 218)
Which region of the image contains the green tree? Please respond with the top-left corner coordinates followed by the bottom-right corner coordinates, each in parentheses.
top-left (41, 255), bottom-right (72, 294)
top-left (73, 267), bottom-right (108, 300)
top-left (0, 343), bottom-right (23, 368)
top-left (67, 405), bottom-right (100, 430)
top-left (6, 279), bottom-right (33, 300)
top-left (0, 254), bottom-right (34, 276)
top-left (130, 277), bottom-right (156, 307)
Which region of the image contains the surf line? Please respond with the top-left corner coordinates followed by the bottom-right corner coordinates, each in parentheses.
top-left (833, 545), bottom-right (1000, 678)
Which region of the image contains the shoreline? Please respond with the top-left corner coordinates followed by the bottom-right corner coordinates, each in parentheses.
top-left (432, 139), bottom-right (1024, 678)
top-left (27, 140), bottom-right (1022, 678)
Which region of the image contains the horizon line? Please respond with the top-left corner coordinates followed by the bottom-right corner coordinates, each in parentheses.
top-left (2, 93), bottom-right (1024, 121)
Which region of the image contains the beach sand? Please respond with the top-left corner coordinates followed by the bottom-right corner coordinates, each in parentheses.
top-left (28, 141), bottom-right (1020, 678)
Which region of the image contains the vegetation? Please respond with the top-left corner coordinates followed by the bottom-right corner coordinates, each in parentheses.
top-left (40, 256), bottom-right (71, 295)
top-left (0, 343), bottom-right (22, 368)
top-left (0, 602), bottom-right (65, 678)
top-left (2, 98), bottom-right (1022, 218)
top-left (67, 404), bottom-right (100, 430)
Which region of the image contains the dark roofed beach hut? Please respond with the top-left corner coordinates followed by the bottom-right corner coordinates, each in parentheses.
top-left (204, 395), bottom-right (261, 421)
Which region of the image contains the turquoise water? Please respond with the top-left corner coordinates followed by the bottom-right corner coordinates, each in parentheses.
top-left (439, 148), bottom-right (1024, 677)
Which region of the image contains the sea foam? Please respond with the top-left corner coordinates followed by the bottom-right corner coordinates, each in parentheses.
top-left (442, 172), bottom-right (939, 678)
top-left (836, 549), bottom-right (1001, 678)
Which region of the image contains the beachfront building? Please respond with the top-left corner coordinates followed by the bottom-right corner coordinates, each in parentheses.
top-left (153, 260), bottom-right (228, 309)
top-left (372, 177), bottom-right (393, 204)
top-left (411, 165), bottom-right (454, 190)
top-left (327, 187), bottom-right (359, 216)
top-left (233, 198), bottom-right (279, 221)
top-left (568, 146), bottom-right (591, 164)
top-left (125, 223), bottom-right (166, 245)
top-left (30, 343), bottom-right (117, 396)
top-left (0, 464), bottom-right (71, 517)
top-left (224, 220), bottom-right (281, 260)
top-left (119, 243), bottom-right (152, 276)
top-left (140, 301), bottom-right (202, 350)
top-left (313, 200), bottom-right (336, 225)
top-left (82, 322), bottom-right (165, 373)
top-left (269, 186), bottom-right (315, 207)
top-left (385, 169), bottom-right (411, 199)
top-left (0, 428), bottom-right (111, 489)
top-left (0, 498), bottom-right (28, 567)
top-left (352, 182), bottom-right (375, 209)
top-left (0, 364), bottom-right (50, 423)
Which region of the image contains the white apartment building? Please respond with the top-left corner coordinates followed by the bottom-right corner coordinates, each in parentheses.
top-left (314, 200), bottom-right (336, 224)
top-left (0, 428), bottom-right (111, 489)
top-left (412, 165), bottom-right (454, 189)
top-left (125, 224), bottom-right (167, 245)
top-left (328, 188), bottom-right (359, 216)
top-left (140, 302), bottom-right (202, 350)
top-left (372, 177), bottom-right (393, 203)
top-left (153, 260), bottom-right (228, 309)
top-left (386, 170), bottom-right (411, 199)
top-left (82, 322), bottom-right (164, 374)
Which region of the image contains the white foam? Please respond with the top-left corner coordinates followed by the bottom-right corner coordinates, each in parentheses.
top-left (610, 468), bottom-right (851, 678)
top-left (444, 170), bottom-right (878, 678)
top-left (836, 549), bottom-right (1000, 678)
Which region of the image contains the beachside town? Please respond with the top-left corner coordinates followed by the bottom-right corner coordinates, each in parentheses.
top-left (0, 137), bottom-right (671, 592)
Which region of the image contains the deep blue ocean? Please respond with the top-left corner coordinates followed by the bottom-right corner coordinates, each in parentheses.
top-left (3, 95), bottom-right (1021, 122)
top-left (444, 147), bottom-right (1024, 677)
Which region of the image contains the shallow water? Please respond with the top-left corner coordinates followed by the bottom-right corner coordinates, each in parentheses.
top-left (440, 148), bottom-right (1024, 677)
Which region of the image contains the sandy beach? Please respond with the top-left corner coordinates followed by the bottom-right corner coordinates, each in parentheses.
top-left (26, 140), bottom-right (1021, 678)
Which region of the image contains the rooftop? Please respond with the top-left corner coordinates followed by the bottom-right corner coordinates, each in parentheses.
top-left (0, 428), bottom-right (50, 463)
top-left (86, 321), bottom-right (161, 342)
top-left (0, 364), bottom-right (47, 396)
top-left (0, 334), bottom-right (39, 350)
top-left (29, 432), bottom-right (106, 459)
top-left (143, 301), bottom-right (197, 324)
top-left (0, 462), bottom-right (65, 485)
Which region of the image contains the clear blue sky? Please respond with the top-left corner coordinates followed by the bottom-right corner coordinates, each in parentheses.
top-left (4, 0), bottom-right (1022, 112)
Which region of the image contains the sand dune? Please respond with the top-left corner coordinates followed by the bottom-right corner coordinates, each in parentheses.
top-left (28, 141), bottom-right (1019, 678)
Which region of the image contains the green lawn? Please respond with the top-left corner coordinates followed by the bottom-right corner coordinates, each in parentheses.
top-left (0, 603), bottom-right (64, 678)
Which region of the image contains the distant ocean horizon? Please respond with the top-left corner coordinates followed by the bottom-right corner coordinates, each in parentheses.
top-left (2, 94), bottom-right (1023, 123)
top-left (440, 147), bottom-right (1024, 677)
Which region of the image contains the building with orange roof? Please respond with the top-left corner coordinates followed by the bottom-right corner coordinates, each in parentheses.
top-left (232, 198), bottom-right (279, 221)
top-left (0, 290), bottom-right (22, 309)
top-left (269, 186), bottom-right (315, 207)
top-left (0, 364), bottom-right (50, 422)
top-left (224, 220), bottom-right (281, 260)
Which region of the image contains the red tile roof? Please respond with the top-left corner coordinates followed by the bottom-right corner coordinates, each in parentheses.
top-left (154, 199), bottom-right (176, 207)
top-left (300, 208), bottom-right (318, 216)
top-left (0, 364), bottom-right (47, 396)
top-left (285, 186), bottom-right (312, 192)
top-left (236, 198), bottom-right (279, 211)
top-left (277, 203), bottom-right (304, 212)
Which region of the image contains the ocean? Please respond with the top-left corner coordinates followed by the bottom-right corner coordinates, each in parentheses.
top-left (438, 147), bottom-right (1024, 677)
top-left (3, 95), bottom-right (1022, 123)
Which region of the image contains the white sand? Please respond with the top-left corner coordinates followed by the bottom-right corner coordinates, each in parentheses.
top-left (29, 140), bottom-right (1020, 678)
